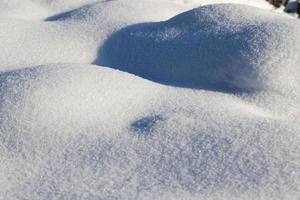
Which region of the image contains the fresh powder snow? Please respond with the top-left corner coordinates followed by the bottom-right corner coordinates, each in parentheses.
top-left (0, 1), bottom-right (300, 200)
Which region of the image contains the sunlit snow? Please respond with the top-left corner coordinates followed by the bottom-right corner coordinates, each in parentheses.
top-left (0, 0), bottom-right (300, 199)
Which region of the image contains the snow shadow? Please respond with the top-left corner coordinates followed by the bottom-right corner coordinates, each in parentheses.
top-left (94, 22), bottom-right (238, 92)
top-left (93, 19), bottom-right (268, 93)
top-left (93, 4), bottom-right (300, 95)
top-left (130, 115), bottom-right (163, 137)
top-left (45, 9), bottom-right (75, 21)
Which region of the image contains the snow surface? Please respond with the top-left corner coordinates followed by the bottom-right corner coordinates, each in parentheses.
top-left (98, 4), bottom-right (300, 93)
top-left (0, 0), bottom-right (300, 200)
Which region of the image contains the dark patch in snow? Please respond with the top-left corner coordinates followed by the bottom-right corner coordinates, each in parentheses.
top-left (131, 115), bottom-right (162, 136)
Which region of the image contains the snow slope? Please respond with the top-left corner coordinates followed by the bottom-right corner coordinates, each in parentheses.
top-left (1, 64), bottom-right (299, 200)
top-left (0, 0), bottom-right (187, 68)
top-left (0, 0), bottom-right (272, 21)
top-left (98, 4), bottom-right (300, 93)
top-left (0, 1), bottom-right (300, 200)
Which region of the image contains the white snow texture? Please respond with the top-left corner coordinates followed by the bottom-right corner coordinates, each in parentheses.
top-left (0, 0), bottom-right (300, 200)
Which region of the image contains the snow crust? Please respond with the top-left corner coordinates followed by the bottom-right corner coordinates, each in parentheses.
top-left (0, 0), bottom-right (300, 199)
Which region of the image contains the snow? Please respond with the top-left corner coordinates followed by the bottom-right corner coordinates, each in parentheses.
top-left (98, 4), bottom-right (300, 94)
top-left (0, 0), bottom-right (300, 200)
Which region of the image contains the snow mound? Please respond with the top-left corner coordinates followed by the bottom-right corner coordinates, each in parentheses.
top-left (98, 4), bottom-right (300, 93)
top-left (0, 64), bottom-right (162, 136)
top-left (0, 0), bottom-right (50, 20)
top-left (1, 64), bottom-right (300, 199)
top-left (45, 0), bottom-right (186, 22)
top-left (0, 1), bottom-right (282, 70)
top-left (0, 0), bottom-right (187, 69)
top-left (0, 0), bottom-right (106, 20)
top-left (0, 20), bottom-right (98, 69)
top-left (1, 1), bottom-right (300, 200)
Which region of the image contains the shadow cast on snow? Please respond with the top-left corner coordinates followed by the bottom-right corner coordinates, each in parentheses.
top-left (92, 18), bottom-right (264, 94)
top-left (94, 22), bottom-right (238, 93)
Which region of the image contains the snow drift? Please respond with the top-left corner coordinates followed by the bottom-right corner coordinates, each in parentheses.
top-left (0, 0), bottom-right (274, 69)
top-left (0, 1), bottom-right (300, 200)
top-left (0, 0), bottom-right (187, 69)
top-left (0, 64), bottom-right (300, 199)
top-left (98, 4), bottom-right (300, 93)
